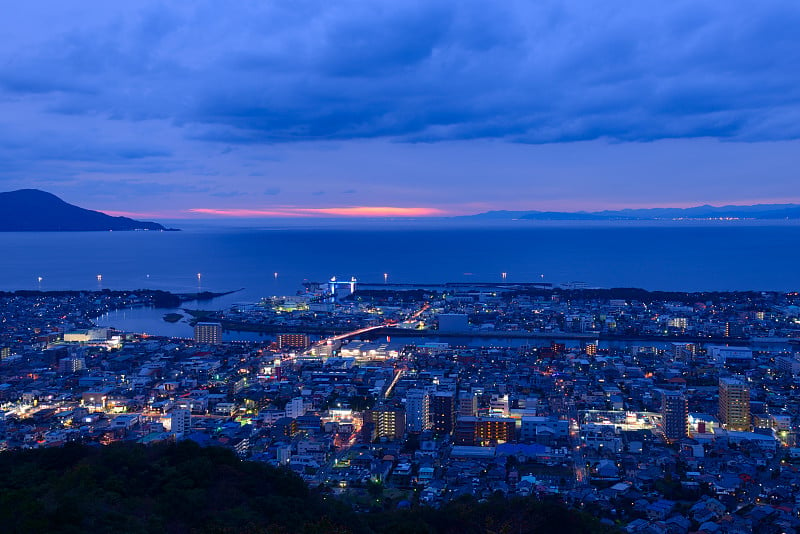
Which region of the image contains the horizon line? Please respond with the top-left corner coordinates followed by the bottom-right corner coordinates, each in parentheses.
top-left (99, 200), bottom-right (800, 220)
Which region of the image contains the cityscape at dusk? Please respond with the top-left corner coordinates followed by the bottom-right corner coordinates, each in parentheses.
top-left (3, 2), bottom-right (800, 534)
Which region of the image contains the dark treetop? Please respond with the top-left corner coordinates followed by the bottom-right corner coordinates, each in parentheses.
top-left (0, 441), bottom-right (616, 534)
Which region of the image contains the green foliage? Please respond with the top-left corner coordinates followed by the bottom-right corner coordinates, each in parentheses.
top-left (0, 443), bottom-right (617, 534)
top-left (0, 442), bottom-right (352, 534)
top-left (366, 480), bottom-right (384, 498)
top-left (365, 494), bottom-right (617, 534)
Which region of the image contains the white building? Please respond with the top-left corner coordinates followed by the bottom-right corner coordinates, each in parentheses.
top-left (163, 409), bottom-right (192, 436)
top-left (405, 388), bottom-right (431, 432)
top-left (285, 397), bottom-right (306, 419)
top-left (708, 345), bottom-right (753, 365)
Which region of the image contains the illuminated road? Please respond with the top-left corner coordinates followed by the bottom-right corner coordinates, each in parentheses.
top-left (383, 366), bottom-right (405, 398)
top-left (324, 323), bottom-right (389, 343)
top-left (303, 301), bottom-right (431, 356)
top-left (406, 302), bottom-right (430, 322)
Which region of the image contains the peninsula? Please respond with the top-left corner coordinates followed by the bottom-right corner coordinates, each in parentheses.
top-left (0, 189), bottom-right (174, 231)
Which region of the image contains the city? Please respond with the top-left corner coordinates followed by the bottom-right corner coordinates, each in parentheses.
top-left (3, 1), bottom-right (800, 532)
top-left (3, 281), bottom-right (800, 532)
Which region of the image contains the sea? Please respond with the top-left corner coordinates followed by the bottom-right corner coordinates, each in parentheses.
top-left (2, 220), bottom-right (799, 341)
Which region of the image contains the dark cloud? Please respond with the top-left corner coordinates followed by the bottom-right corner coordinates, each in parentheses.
top-left (59, 180), bottom-right (211, 196)
top-left (1, 1), bottom-right (799, 146)
top-left (0, 131), bottom-right (174, 177)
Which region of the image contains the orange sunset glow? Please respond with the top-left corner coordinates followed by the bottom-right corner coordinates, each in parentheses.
top-left (187, 206), bottom-right (445, 217)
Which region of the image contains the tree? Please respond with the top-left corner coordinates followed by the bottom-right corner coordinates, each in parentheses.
top-left (367, 479), bottom-right (384, 498)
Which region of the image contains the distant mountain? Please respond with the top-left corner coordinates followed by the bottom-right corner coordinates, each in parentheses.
top-left (465, 203), bottom-right (800, 221)
top-left (0, 189), bottom-right (173, 231)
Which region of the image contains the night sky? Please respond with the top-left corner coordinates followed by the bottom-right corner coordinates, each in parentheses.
top-left (1, 1), bottom-right (799, 218)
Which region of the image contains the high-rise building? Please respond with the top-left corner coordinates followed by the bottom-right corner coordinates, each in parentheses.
top-left (277, 333), bottom-right (310, 350)
top-left (660, 391), bottom-right (688, 443)
top-left (285, 397), bottom-right (306, 419)
top-left (405, 389), bottom-right (431, 432)
top-left (458, 390), bottom-right (478, 417)
top-left (58, 356), bottom-right (86, 374)
top-left (668, 317), bottom-right (688, 329)
top-left (370, 406), bottom-right (406, 441)
top-left (431, 392), bottom-right (456, 435)
top-left (165, 409), bottom-right (192, 436)
top-left (194, 322), bottom-right (222, 344)
top-left (475, 417), bottom-right (516, 446)
top-left (719, 377), bottom-right (750, 431)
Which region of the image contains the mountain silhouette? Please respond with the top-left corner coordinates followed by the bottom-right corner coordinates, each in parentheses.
top-left (0, 189), bottom-right (172, 231)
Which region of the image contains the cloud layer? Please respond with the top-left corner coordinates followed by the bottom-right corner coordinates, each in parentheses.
top-left (4, 1), bottom-right (800, 144)
top-left (1, 1), bottom-right (799, 214)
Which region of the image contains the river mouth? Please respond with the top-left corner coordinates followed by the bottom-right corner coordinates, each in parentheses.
top-left (93, 294), bottom-right (279, 342)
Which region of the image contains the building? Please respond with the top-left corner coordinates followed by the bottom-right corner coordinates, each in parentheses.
top-left (456, 417), bottom-right (516, 446)
top-left (63, 328), bottom-right (108, 343)
top-left (667, 317), bottom-right (688, 329)
top-left (405, 389), bottom-right (431, 432)
top-left (285, 397), bottom-right (306, 419)
top-left (457, 390), bottom-right (478, 417)
top-left (454, 418), bottom-right (478, 445)
top-left (194, 322), bottom-right (222, 344)
top-left (660, 391), bottom-right (688, 443)
top-left (489, 394), bottom-right (510, 417)
top-left (520, 416), bottom-right (569, 444)
top-left (431, 392), bottom-right (456, 435)
top-left (672, 343), bottom-right (697, 361)
top-left (776, 355), bottom-right (800, 375)
top-left (475, 417), bottom-right (516, 445)
top-left (82, 390), bottom-right (109, 413)
top-left (164, 409), bottom-right (192, 436)
top-left (719, 377), bottom-right (750, 431)
top-left (277, 333), bottom-right (310, 350)
top-left (370, 407), bottom-right (406, 441)
top-left (708, 346), bottom-right (753, 366)
top-left (58, 356), bottom-right (86, 374)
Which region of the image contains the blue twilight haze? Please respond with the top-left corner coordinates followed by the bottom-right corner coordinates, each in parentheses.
top-left (1, 1), bottom-right (799, 216)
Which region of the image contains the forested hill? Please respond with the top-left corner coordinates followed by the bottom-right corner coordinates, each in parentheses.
top-left (0, 441), bottom-right (616, 533)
